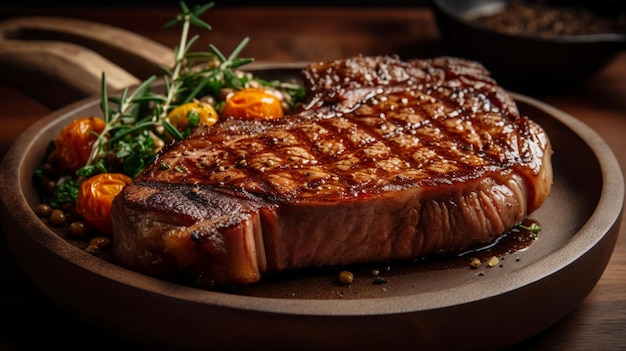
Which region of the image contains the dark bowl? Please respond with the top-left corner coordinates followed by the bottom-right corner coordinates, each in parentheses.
top-left (430, 0), bottom-right (626, 90)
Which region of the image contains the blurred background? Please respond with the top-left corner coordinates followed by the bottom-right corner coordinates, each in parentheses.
top-left (6, 0), bottom-right (430, 7)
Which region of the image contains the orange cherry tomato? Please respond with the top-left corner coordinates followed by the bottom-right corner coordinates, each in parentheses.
top-left (222, 88), bottom-right (284, 120)
top-left (54, 117), bottom-right (105, 173)
top-left (76, 173), bottom-right (132, 235)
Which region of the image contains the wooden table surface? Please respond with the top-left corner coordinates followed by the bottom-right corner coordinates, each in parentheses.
top-left (1, 5), bottom-right (624, 350)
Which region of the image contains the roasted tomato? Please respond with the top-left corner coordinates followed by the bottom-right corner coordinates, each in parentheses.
top-left (54, 117), bottom-right (105, 173)
top-left (76, 173), bottom-right (132, 235)
top-left (167, 101), bottom-right (219, 132)
top-left (222, 88), bottom-right (284, 120)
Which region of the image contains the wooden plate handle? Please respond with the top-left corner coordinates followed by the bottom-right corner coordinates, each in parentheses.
top-left (0, 16), bottom-right (174, 108)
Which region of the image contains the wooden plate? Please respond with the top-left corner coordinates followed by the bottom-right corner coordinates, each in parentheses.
top-left (0, 66), bottom-right (623, 350)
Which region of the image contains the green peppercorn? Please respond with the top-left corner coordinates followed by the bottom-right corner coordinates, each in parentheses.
top-left (35, 204), bottom-right (52, 217)
top-left (49, 209), bottom-right (66, 226)
top-left (89, 236), bottom-right (112, 250)
top-left (68, 221), bottom-right (89, 238)
top-left (339, 271), bottom-right (354, 284)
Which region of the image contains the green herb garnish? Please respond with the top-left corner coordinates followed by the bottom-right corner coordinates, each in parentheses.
top-left (38, 1), bottom-right (305, 210)
top-left (514, 222), bottom-right (541, 238)
top-left (77, 1), bottom-right (304, 180)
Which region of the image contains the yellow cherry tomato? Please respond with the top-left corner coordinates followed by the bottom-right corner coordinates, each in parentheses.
top-left (222, 88), bottom-right (284, 120)
top-left (76, 173), bottom-right (132, 235)
top-left (54, 117), bottom-right (105, 173)
top-left (167, 101), bottom-right (218, 132)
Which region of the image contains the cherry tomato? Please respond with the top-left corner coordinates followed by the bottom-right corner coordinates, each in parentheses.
top-left (167, 101), bottom-right (218, 132)
top-left (54, 117), bottom-right (105, 173)
top-left (222, 88), bottom-right (284, 120)
top-left (76, 173), bottom-right (132, 235)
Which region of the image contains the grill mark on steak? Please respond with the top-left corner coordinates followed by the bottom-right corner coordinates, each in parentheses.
top-left (111, 55), bottom-right (552, 288)
top-left (144, 58), bottom-right (529, 200)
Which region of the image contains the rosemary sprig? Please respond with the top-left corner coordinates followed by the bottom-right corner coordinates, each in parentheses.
top-left (74, 1), bottom-right (304, 181)
top-left (77, 1), bottom-right (252, 179)
top-left (158, 1), bottom-right (213, 122)
top-left (81, 75), bottom-right (157, 175)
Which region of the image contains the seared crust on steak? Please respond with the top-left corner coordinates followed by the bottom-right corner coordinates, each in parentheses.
top-left (111, 55), bottom-right (553, 288)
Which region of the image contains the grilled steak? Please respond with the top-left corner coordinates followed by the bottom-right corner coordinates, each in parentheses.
top-left (111, 55), bottom-right (553, 288)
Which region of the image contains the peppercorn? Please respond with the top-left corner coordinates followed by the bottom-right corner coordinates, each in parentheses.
top-left (89, 236), bottom-right (112, 250)
top-left (35, 204), bottom-right (52, 217)
top-left (49, 209), bottom-right (66, 226)
top-left (338, 271), bottom-right (354, 284)
top-left (68, 221), bottom-right (89, 238)
top-left (373, 276), bottom-right (388, 285)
